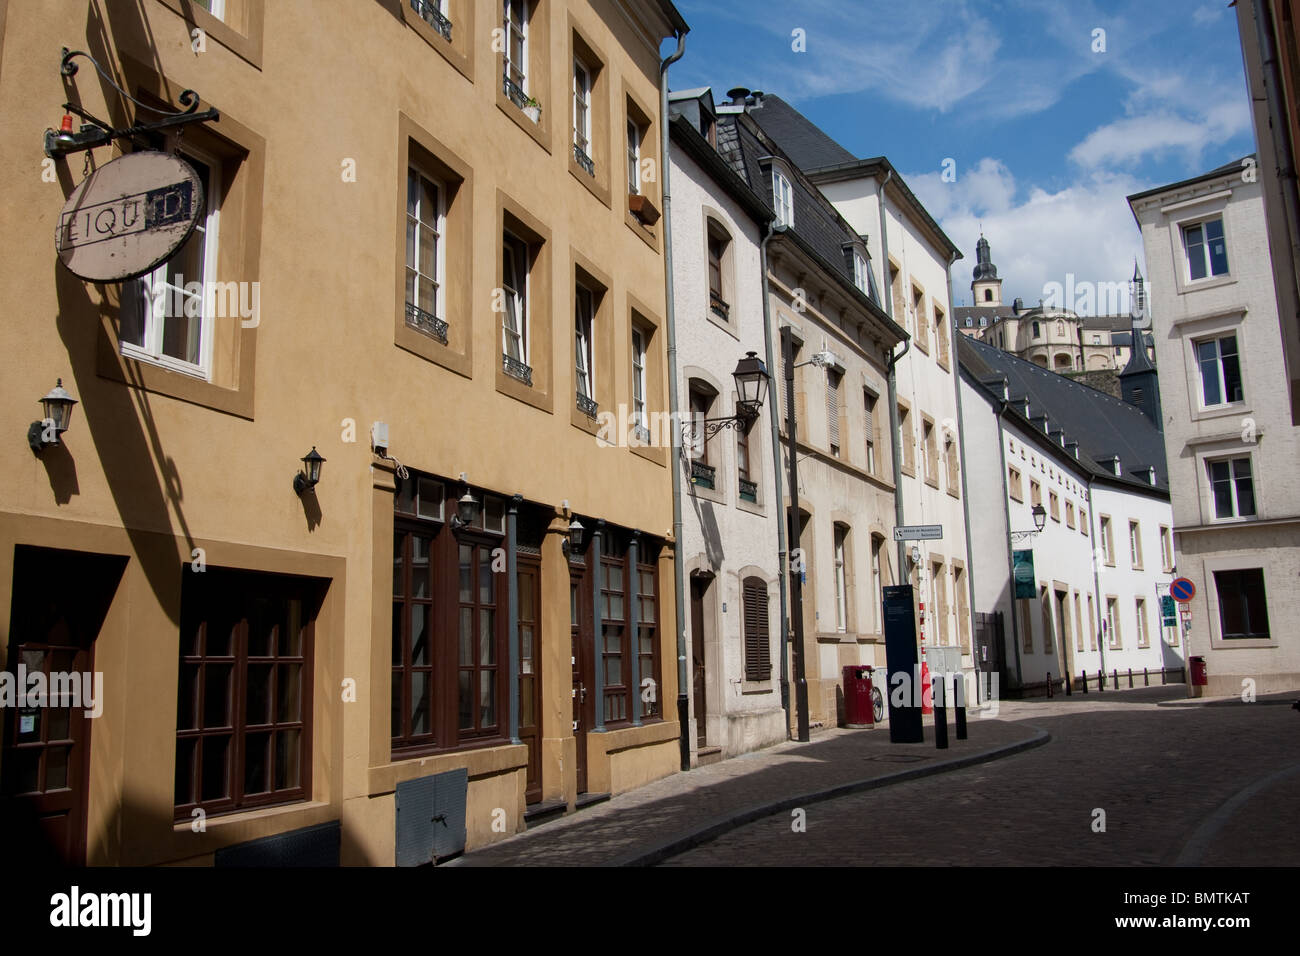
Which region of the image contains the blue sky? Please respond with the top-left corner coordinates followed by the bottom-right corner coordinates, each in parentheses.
top-left (669, 0), bottom-right (1257, 312)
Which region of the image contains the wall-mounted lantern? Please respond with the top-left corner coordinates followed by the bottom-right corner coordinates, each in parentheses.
top-left (27, 379), bottom-right (78, 453)
top-left (293, 447), bottom-right (326, 495)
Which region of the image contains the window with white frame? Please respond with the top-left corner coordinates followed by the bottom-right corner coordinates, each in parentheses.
top-left (503, 0), bottom-right (528, 95)
top-left (1107, 597), bottom-right (1120, 649)
top-left (631, 327), bottom-right (648, 441)
top-left (626, 119), bottom-right (642, 196)
top-left (1182, 217), bottom-right (1229, 280)
top-left (1135, 598), bottom-right (1149, 647)
top-left (404, 166), bottom-right (445, 336)
top-left (772, 170), bottom-right (794, 227)
top-left (1194, 334), bottom-right (1243, 407)
top-left (1128, 520), bottom-right (1142, 568)
top-left (501, 232), bottom-right (529, 373)
top-left (120, 150), bottom-right (220, 379)
top-left (573, 58), bottom-right (593, 171)
top-left (1160, 525), bottom-right (1173, 571)
top-left (1207, 456), bottom-right (1256, 519)
top-left (575, 284), bottom-right (595, 408)
top-left (833, 524), bottom-right (848, 632)
top-left (871, 536), bottom-right (883, 631)
top-left (852, 250), bottom-right (870, 294)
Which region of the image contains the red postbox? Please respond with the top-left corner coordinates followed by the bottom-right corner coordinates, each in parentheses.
top-left (843, 665), bottom-right (875, 728)
top-left (1190, 655), bottom-right (1208, 687)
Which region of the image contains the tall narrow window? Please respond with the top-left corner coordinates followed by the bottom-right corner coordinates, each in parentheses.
top-left (575, 284), bottom-right (595, 414)
top-left (1194, 335), bottom-right (1243, 407)
top-left (852, 251), bottom-right (870, 293)
top-left (737, 421), bottom-right (757, 502)
top-left (742, 577), bottom-right (771, 681)
top-left (833, 525), bottom-right (849, 633)
top-left (1160, 526), bottom-right (1173, 571)
top-left (121, 150), bottom-right (220, 378)
top-left (503, 0), bottom-right (528, 99)
top-left (1107, 598), bottom-right (1121, 649)
top-left (707, 230), bottom-right (729, 320)
top-left (402, 167), bottom-right (446, 343)
top-left (627, 119), bottom-right (643, 196)
top-left (1135, 598), bottom-right (1149, 648)
top-left (871, 536), bottom-right (884, 632)
top-left (637, 558), bottom-right (660, 720)
top-left (572, 58), bottom-right (594, 174)
top-left (1208, 456), bottom-right (1256, 519)
top-left (1129, 521), bottom-right (1142, 567)
top-left (631, 328), bottom-right (648, 443)
top-left (457, 542), bottom-right (500, 735)
top-left (688, 384), bottom-right (714, 488)
top-left (502, 232), bottom-right (530, 381)
top-left (772, 170), bottom-right (794, 227)
top-left (1183, 217), bottom-right (1229, 280)
top-left (600, 552), bottom-right (627, 723)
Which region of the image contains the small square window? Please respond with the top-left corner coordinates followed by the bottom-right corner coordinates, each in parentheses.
top-left (1183, 217), bottom-right (1230, 280)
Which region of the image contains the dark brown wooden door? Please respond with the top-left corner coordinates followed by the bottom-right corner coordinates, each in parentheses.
top-left (569, 564), bottom-right (592, 794)
top-left (690, 576), bottom-right (709, 747)
top-left (517, 559), bottom-right (542, 804)
top-left (1, 547), bottom-right (123, 866)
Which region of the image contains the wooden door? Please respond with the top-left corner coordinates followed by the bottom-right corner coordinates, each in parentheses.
top-left (690, 576), bottom-right (709, 747)
top-left (517, 559), bottom-right (542, 804)
top-left (1, 547), bottom-right (122, 866)
top-left (569, 563), bottom-right (592, 794)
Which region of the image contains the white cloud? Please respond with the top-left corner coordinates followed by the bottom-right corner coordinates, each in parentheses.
top-left (908, 160), bottom-right (1149, 314)
top-left (1193, 4), bottom-right (1224, 25)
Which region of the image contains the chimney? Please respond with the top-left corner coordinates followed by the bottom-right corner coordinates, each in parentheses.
top-left (726, 87), bottom-right (751, 107)
top-left (748, 90), bottom-right (765, 108)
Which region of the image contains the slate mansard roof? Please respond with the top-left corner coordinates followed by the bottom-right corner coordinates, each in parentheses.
top-left (958, 336), bottom-right (1169, 495)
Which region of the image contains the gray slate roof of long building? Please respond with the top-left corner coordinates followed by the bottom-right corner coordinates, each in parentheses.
top-left (957, 335), bottom-right (1169, 494)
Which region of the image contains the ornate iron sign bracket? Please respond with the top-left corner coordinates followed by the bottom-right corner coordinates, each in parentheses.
top-left (44, 48), bottom-right (220, 159)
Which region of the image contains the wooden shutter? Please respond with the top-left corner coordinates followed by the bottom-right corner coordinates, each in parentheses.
top-left (826, 372), bottom-right (841, 450)
top-left (742, 578), bottom-right (771, 681)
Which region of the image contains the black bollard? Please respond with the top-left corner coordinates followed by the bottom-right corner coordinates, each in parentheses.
top-left (1081, 669), bottom-right (1088, 694)
top-left (955, 675), bottom-right (968, 740)
top-left (1128, 667), bottom-right (1134, 688)
top-left (1144, 667), bottom-right (1149, 686)
top-left (933, 677), bottom-right (949, 749)
top-left (1064, 668), bottom-right (1073, 695)
top-left (1113, 668), bottom-right (1118, 688)
top-left (1161, 667), bottom-right (1166, 685)
top-left (1099, 668), bottom-right (1105, 691)
top-left (1046, 671), bottom-right (1053, 698)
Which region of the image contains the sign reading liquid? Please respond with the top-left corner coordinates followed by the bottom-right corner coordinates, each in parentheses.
top-left (55, 151), bottom-right (203, 282)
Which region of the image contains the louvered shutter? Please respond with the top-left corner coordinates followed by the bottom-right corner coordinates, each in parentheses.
top-left (826, 372), bottom-right (841, 450)
top-left (743, 578), bottom-right (771, 681)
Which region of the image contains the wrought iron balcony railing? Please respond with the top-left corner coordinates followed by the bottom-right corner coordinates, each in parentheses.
top-left (576, 391), bottom-right (599, 418)
top-left (690, 460), bottom-right (716, 490)
top-left (739, 477), bottom-right (758, 502)
top-left (503, 74), bottom-right (529, 111)
top-left (410, 0), bottom-right (452, 41)
top-left (709, 289), bottom-right (730, 321)
top-left (573, 145), bottom-right (595, 176)
top-left (502, 353), bottom-right (533, 386)
top-left (405, 301), bottom-right (448, 344)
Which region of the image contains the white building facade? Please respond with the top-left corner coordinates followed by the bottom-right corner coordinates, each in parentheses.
top-left (1130, 158), bottom-right (1300, 697)
top-left (668, 92), bottom-right (785, 759)
top-left (959, 337), bottom-right (1181, 694)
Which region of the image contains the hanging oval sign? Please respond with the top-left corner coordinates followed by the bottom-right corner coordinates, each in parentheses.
top-left (55, 151), bottom-right (204, 282)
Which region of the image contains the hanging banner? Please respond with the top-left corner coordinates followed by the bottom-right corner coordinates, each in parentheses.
top-left (55, 150), bottom-right (204, 282)
top-left (1012, 549), bottom-right (1036, 599)
top-left (1161, 594), bottom-right (1177, 627)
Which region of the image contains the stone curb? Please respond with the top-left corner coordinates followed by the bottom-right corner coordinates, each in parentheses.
top-left (607, 724), bottom-right (1052, 867)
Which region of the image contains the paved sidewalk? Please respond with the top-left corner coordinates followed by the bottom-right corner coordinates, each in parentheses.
top-left (452, 712), bottom-right (1044, 867)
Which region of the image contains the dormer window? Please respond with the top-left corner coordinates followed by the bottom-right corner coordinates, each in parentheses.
top-left (852, 250), bottom-right (870, 294)
top-left (772, 170), bottom-right (794, 227)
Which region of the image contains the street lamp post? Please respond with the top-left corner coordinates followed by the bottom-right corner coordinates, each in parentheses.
top-left (780, 334), bottom-right (836, 744)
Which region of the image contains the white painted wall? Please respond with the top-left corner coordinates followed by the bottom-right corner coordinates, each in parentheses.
top-left (670, 142), bottom-right (785, 756)
top-left (1132, 166), bottom-right (1300, 696)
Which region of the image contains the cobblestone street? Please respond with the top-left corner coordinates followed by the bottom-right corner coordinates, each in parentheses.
top-left (454, 686), bottom-right (1300, 866)
top-left (665, 688), bottom-right (1300, 866)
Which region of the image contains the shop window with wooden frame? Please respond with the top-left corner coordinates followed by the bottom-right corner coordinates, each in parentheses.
top-left (174, 569), bottom-right (322, 820)
top-left (598, 534), bottom-right (662, 726)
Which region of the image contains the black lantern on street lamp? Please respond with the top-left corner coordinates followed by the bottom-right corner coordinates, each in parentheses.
top-left (733, 351), bottom-right (769, 420)
top-left (1032, 503), bottom-right (1047, 532)
top-left (567, 518), bottom-right (585, 553)
top-left (27, 379), bottom-right (78, 453)
top-left (293, 447), bottom-right (326, 495)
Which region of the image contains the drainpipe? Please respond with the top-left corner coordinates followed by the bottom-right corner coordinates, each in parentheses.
top-left (875, 171), bottom-right (911, 579)
top-left (507, 495), bottom-right (522, 744)
top-left (946, 251), bottom-right (979, 689)
top-left (758, 220), bottom-right (791, 736)
top-left (1087, 473), bottom-right (1108, 679)
top-left (995, 404), bottom-right (1023, 688)
top-left (658, 31), bottom-right (691, 771)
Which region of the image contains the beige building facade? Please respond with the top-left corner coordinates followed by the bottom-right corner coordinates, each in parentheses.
top-left (0, 0), bottom-right (687, 866)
